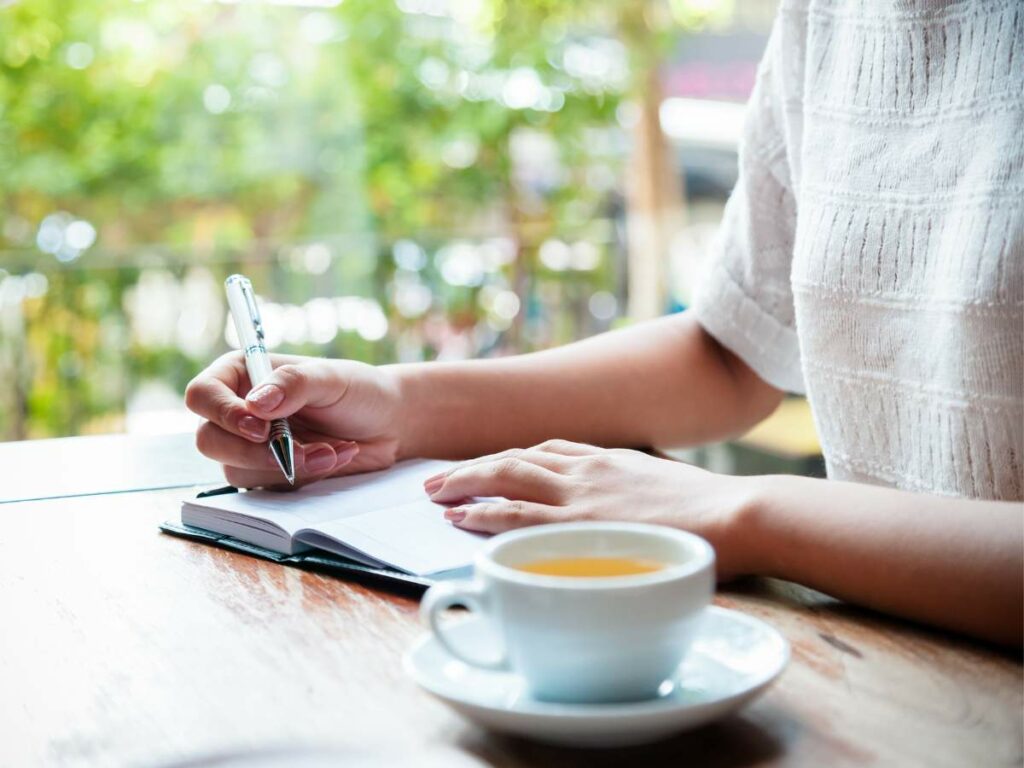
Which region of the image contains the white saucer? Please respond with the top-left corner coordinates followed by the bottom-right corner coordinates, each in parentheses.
top-left (403, 605), bottom-right (789, 748)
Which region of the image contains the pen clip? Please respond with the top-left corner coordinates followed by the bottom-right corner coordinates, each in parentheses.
top-left (238, 278), bottom-right (265, 343)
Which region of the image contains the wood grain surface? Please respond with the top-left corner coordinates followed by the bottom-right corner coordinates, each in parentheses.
top-left (0, 433), bottom-right (221, 504)
top-left (0, 487), bottom-right (1020, 767)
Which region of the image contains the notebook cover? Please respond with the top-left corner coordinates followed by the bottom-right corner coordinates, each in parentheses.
top-left (159, 519), bottom-right (434, 596)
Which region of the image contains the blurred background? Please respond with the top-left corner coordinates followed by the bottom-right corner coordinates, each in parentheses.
top-left (1, 0), bottom-right (816, 470)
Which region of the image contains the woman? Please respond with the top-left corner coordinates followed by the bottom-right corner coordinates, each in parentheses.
top-left (185, 0), bottom-right (1023, 645)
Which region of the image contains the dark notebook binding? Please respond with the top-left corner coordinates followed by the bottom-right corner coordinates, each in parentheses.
top-left (159, 520), bottom-right (433, 596)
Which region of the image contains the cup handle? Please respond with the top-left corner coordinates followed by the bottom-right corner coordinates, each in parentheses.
top-left (420, 580), bottom-right (509, 671)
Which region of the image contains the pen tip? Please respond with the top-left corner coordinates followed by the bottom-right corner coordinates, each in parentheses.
top-left (269, 434), bottom-right (296, 487)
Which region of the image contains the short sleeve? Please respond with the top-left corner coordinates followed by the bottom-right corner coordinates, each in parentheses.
top-left (691, 18), bottom-right (806, 394)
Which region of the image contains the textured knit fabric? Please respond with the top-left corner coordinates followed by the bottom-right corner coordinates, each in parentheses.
top-left (693, 0), bottom-right (1023, 501)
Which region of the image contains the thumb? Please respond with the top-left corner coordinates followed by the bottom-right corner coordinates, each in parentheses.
top-left (245, 363), bottom-right (346, 419)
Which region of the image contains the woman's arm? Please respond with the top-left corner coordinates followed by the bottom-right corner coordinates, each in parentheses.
top-left (394, 311), bottom-right (783, 459)
top-left (423, 444), bottom-right (1023, 646)
top-left (744, 475), bottom-right (1023, 646)
top-left (184, 311), bottom-right (782, 487)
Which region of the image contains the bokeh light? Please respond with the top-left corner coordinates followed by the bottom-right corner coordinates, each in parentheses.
top-left (0, 0), bottom-right (769, 440)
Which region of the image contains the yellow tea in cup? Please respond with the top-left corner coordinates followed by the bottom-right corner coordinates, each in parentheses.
top-left (421, 522), bottom-right (715, 702)
top-left (514, 556), bottom-right (666, 578)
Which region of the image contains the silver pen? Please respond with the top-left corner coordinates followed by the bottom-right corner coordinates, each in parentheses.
top-left (224, 274), bottom-right (295, 485)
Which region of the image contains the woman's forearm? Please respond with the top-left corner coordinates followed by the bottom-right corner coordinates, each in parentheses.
top-left (392, 311), bottom-right (783, 460)
top-left (742, 475), bottom-right (1024, 646)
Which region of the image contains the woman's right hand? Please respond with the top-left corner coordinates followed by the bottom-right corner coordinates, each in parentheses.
top-left (184, 353), bottom-right (406, 489)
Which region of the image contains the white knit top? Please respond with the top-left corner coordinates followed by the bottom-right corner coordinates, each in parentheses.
top-left (693, 0), bottom-right (1023, 501)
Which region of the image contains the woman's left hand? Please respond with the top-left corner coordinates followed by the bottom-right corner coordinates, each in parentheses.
top-left (422, 439), bottom-right (758, 579)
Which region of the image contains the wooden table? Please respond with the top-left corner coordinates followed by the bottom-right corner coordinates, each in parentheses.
top-left (0, 432), bottom-right (222, 503)
top-left (0, 437), bottom-right (1021, 767)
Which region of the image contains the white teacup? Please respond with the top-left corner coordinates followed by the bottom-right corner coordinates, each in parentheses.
top-left (420, 522), bottom-right (715, 703)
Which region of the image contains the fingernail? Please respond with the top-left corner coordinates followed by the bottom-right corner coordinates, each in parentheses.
top-left (334, 442), bottom-right (359, 466)
top-left (238, 416), bottom-right (268, 440)
top-left (304, 447), bottom-right (336, 474)
top-left (444, 507), bottom-right (466, 523)
top-left (424, 470), bottom-right (447, 485)
top-left (247, 384), bottom-right (284, 411)
top-left (423, 476), bottom-right (444, 495)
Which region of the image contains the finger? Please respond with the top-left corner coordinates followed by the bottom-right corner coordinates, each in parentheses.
top-left (185, 353), bottom-right (270, 443)
top-left (533, 439), bottom-right (603, 456)
top-left (222, 441), bottom-right (359, 490)
top-left (327, 441), bottom-right (401, 476)
top-left (444, 500), bottom-right (563, 534)
top-left (197, 421), bottom-right (359, 471)
top-left (290, 424), bottom-right (363, 452)
top-left (196, 421), bottom-right (282, 470)
top-left (427, 457), bottom-right (568, 504)
top-left (422, 449), bottom-right (573, 490)
top-left (244, 363), bottom-right (346, 420)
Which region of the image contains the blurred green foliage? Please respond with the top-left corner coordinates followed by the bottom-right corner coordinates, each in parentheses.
top-left (0, 0), bottom-right (720, 440)
top-left (1, 0), bottom-right (637, 248)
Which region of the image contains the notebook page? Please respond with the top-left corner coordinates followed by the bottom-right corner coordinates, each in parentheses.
top-left (277, 459), bottom-right (455, 524)
top-left (185, 458), bottom-right (454, 534)
top-left (183, 458), bottom-right (485, 571)
top-left (298, 498), bottom-right (486, 575)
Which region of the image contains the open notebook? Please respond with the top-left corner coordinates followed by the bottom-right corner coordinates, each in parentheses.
top-left (178, 459), bottom-right (485, 578)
